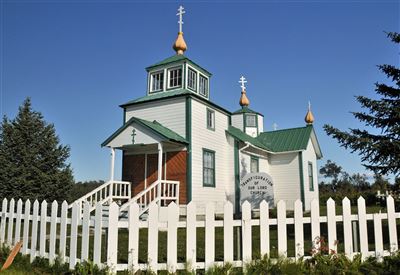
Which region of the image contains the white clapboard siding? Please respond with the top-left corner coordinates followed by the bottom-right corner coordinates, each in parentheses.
top-left (0, 198), bottom-right (8, 245)
top-left (21, 199), bottom-right (31, 254)
top-left (39, 200), bottom-right (47, 257)
top-left (7, 198), bottom-right (15, 246)
top-left (0, 196), bottom-right (397, 272)
top-left (294, 200), bottom-right (304, 259)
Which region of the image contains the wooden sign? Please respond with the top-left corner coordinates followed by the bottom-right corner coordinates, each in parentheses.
top-left (240, 172), bottom-right (274, 209)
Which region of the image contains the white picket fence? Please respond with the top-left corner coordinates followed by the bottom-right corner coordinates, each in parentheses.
top-left (0, 196), bottom-right (399, 273)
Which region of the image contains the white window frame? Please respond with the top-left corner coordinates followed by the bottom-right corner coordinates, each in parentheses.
top-left (245, 114), bottom-right (257, 127)
top-left (206, 108), bottom-right (215, 130)
top-left (149, 70), bottom-right (164, 93)
top-left (199, 74), bottom-right (209, 98)
top-left (167, 66), bottom-right (183, 89)
top-left (188, 67), bottom-right (197, 91)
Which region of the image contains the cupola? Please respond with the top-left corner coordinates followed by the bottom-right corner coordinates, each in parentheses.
top-left (231, 76), bottom-right (264, 137)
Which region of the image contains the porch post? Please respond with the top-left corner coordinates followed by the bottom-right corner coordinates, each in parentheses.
top-left (110, 147), bottom-right (116, 181)
top-left (157, 142), bottom-right (163, 199)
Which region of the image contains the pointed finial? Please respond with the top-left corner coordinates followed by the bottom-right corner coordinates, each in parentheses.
top-left (173, 6), bottom-right (187, 55)
top-left (239, 76), bottom-right (250, 107)
top-left (305, 101), bottom-right (314, 125)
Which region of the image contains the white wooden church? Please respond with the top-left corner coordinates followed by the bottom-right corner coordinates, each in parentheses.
top-left (97, 6), bottom-right (322, 214)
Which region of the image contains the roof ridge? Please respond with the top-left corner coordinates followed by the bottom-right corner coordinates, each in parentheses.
top-left (261, 125), bottom-right (312, 134)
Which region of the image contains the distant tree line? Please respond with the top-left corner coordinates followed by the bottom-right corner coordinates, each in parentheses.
top-left (319, 160), bottom-right (399, 206)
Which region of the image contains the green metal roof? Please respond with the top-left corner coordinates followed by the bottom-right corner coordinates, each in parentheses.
top-left (101, 116), bottom-right (188, 147)
top-left (256, 125), bottom-right (313, 152)
top-left (145, 54), bottom-right (212, 76)
top-left (120, 89), bottom-right (192, 106)
top-left (232, 106), bottom-right (264, 116)
top-left (226, 126), bottom-right (270, 151)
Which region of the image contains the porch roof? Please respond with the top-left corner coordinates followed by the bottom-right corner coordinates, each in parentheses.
top-left (101, 117), bottom-right (188, 147)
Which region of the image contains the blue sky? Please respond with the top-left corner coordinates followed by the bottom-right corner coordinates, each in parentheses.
top-left (1, 1), bottom-right (399, 182)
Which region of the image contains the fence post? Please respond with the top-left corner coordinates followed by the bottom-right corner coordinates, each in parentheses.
top-left (224, 201), bottom-right (234, 263)
top-left (81, 202), bottom-right (90, 262)
top-left (39, 200), bottom-right (47, 257)
top-left (148, 202), bottom-right (159, 272)
top-left (294, 199), bottom-right (304, 259)
top-left (342, 197), bottom-right (353, 257)
top-left (167, 202), bottom-right (179, 273)
top-left (7, 198), bottom-right (15, 246)
top-left (128, 202), bottom-right (139, 272)
top-left (242, 201), bottom-right (252, 264)
top-left (205, 202), bottom-right (215, 271)
top-left (277, 200), bottom-right (287, 257)
top-left (186, 202), bottom-right (196, 272)
top-left (373, 213), bottom-right (383, 261)
top-left (310, 199), bottom-right (320, 253)
top-left (386, 195), bottom-right (398, 252)
top-left (107, 202), bottom-right (119, 274)
top-left (260, 200), bottom-right (269, 257)
top-left (21, 199), bottom-right (30, 254)
top-left (0, 198), bottom-right (8, 245)
top-left (14, 199), bottom-right (23, 245)
top-left (30, 200), bottom-right (39, 262)
top-left (59, 201), bottom-right (68, 262)
top-left (326, 198), bottom-right (337, 253)
top-left (49, 200), bottom-right (58, 264)
top-left (357, 196), bottom-right (368, 259)
top-left (93, 202), bottom-right (103, 266)
top-left (69, 202), bottom-right (79, 269)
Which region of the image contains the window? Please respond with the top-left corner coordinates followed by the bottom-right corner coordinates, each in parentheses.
top-left (203, 149), bottom-right (215, 187)
top-left (308, 162), bottom-right (314, 191)
top-left (250, 156), bottom-right (259, 173)
top-left (199, 75), bottom-right (208, 97)
top-left (245, 114), bottom-right (257, 127)
top-left (207, 109), bottom-right (215, 130)
top-left (151, 71), bottom-right (164, 92)
top-left (168, 67), bottom-right (182, 88)
top-left (188, 68), bottom-right (197, 91)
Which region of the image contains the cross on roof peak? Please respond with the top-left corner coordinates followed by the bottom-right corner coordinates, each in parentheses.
top-left (239, 76), bottom-right (247, 90)
top-left (177, 6), bottom-right (185, 33)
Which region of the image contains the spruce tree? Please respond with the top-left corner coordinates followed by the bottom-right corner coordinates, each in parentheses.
top-left (324, 32), bottom-right (400, 176)
top-left (0, 98), bottom-right (74, 202)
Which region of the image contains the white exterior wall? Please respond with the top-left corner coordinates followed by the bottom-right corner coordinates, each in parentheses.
top-left (302, 140), bottom-right (319, 211)
top-left (269, 152), bottom-right (301, 210)
top-left (258, 115), bottom-right (264, 133)
top-left (190, 99), bottom-right (235, 213)
top-left (106, 123), bottom-right (160, 148)
top-left (231, 114), bottom-right (243, 130)
top-left (239, 151), bottom-right (269, 179)
top-left (125, 97), bottom-right (186, 138)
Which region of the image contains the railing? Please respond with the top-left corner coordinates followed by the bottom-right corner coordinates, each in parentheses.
top-left (68, 180), bottom-right (131, 213)
top-left (120, 179), bottom-right (179, 216)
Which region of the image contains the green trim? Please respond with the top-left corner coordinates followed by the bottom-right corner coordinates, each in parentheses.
top-left (198, 73), bottom-right (209, 99)
top-left (122, 108), bottom-right (126, 124)
top-left (244, 114), bottom-right (258, 134)
top-left (186, 97), bottom-right (192, 202)
top-left (234, 140), bottom-right (240, 214)
top-left (206, 108), bottom-right (215, 131)
top-left (308, 161), bottom-right (314, 191)
top-left (250, 156), bottom-right (259, 173)
top-left (233, 106), bottom-right (264, 117)
top-left (298, 152), bottom-right (305, 210)
top-left (202, 148), bottom-right (216, 187)
top-left (187, 66), bottom-right (198, 92)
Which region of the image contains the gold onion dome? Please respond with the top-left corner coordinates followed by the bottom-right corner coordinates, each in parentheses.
top-left (239, 89), bottom-right (250, 107)
top-left (173, 32), bottom-right (187, 55)
top-left (305, 103), bottom-right (315, 124)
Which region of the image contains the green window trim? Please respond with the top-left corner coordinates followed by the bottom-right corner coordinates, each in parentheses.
top-left (202, 148), bottom-right (216, 187)
top-left (199, 74), bottom-right (209, 98)
top-left (308, 161), bottom-right (314, 191)
top-left (243, 113), bottom-right (259, 134)
top-left (206, 108), bottom-right (215, 131)
top-left (250, 156), bottom-right (259, 173)
top-left (167, 65), bottom-right (184, 90)
top-left (187, 67), bottom-right (197, 92)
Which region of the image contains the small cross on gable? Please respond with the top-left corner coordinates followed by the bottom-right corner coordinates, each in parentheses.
top-left (131, 129), bottom-right (136, 144)
top-left (239, 76), bottom-right (247, 91)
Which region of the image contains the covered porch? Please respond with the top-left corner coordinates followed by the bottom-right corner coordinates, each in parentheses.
top-left (102, 117), bottom-right (189, 208)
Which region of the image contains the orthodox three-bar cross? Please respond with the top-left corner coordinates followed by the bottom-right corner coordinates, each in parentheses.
top-left (177, 6), bottom-right (185, 33)
top-left (239, 76), bottom-right (247, 90)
